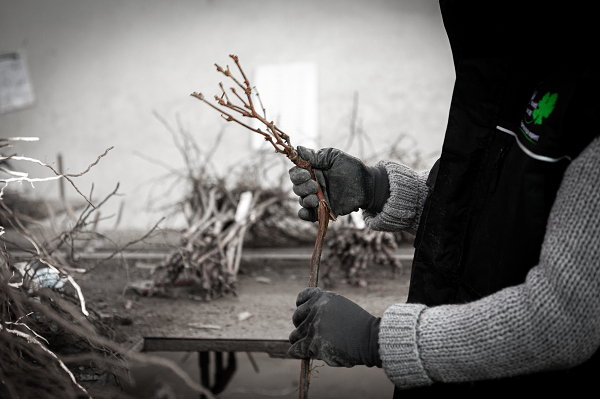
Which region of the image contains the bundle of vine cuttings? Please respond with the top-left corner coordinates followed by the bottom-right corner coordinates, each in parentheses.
top-left (150, 113), bottom-right (308, 300)
top-left (155, 182), bottom-right (289, 300)
top-left (322, 225), bottom-right (403, 286)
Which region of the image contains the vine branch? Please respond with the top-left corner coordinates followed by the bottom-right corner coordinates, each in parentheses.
top-left (0, 141), bottom-right (114, 208)
top-left (191, 55), bottom-right (327, 183)
top-left (192, 54), bottom-right (335, 398)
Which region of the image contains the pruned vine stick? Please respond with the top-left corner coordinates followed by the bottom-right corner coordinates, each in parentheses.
top-left (192, 55), bottom-right (334, 398)
top-left (299, 198), bottom-right (330, 398)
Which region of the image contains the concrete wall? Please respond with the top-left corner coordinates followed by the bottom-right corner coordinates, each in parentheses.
top-left (0, 0), bottom-right (454, 230)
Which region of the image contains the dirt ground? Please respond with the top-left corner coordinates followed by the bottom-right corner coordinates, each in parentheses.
top-left (2, 227), bottom-right (413, 398)
top-left (73, 251), bottom-right (411, 398)
top-left (75, 251), bottom-right (412, 349)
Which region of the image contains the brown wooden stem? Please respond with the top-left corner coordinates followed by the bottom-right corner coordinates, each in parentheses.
top-left (299, 195), bottom-right (329, 398)
top-left (192, 55), bottom-right (336, 398)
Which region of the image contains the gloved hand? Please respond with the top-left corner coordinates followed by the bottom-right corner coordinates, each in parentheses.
top-left (288, 287), bottom-right (382, 368)
top-left (288, 146), bottom-right (390, 222)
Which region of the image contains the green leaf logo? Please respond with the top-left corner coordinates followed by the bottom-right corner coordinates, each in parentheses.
top-left (532, 92), bottom-right (558, 125)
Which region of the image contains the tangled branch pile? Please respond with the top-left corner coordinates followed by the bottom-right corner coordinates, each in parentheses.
top-left (0, 270), bottom-right (122, 399)
top-left (0, 137), bottom-right (215, 399)
top-left (158, 185), bottom-right (287, 300)
top-left (0, 138), bottom-right (120, 398)
top-left (151, 114), bottom-right (305, 300)
top-left (322, 223), bottom-right (403, 287)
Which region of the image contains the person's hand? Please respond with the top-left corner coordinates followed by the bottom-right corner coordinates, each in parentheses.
top-left (288, 146), bottom-right (389, 222)
top-left (288, 287), bottom-right (382, 368)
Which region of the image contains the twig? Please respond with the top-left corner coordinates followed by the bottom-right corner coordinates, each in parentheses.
top-left (0, 146), bottom-right (114, 207)
top-left (192, 56), bottom-right (325, 190)
top-left (192, 55), bottom-right (334, 399)
top-left (49, 183), bottom-right (121, 258)
top-left (5, 312), bottom-right (49, 344)
top-left (0, 325), bottom-right (92, 398)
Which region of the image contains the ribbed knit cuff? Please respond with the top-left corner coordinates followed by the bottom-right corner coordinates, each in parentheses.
top-left (363, 161), bottom-right (429, 234)
top-left (379, 303), bottom-right (433, 389)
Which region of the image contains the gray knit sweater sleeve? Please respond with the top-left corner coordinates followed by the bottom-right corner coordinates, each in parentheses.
top-left (379, 136), bottom-right (600, 389)
top-left (363, 161), bottom-right (429, 234)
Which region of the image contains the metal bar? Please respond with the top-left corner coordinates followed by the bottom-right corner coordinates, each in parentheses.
top-left (143, 338), bottom-right (292, 358)
top-left (8, 249), bottom-right (414, 262)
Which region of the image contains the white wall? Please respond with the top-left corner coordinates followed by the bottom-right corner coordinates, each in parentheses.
top-left (0, 0), bottom-right (454, 231)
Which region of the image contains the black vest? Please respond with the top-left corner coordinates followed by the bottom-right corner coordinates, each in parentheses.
top-left (398, 1), bottom-right (599, 395)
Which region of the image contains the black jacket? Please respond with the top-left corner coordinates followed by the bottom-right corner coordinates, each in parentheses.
top-left (400, 0), bottom-right (598, 395)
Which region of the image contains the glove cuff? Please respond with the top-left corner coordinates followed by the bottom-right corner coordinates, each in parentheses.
top-left (366, 165), bottom-right (390, 213)
top-left (349, 310), bottom-right (383, 368)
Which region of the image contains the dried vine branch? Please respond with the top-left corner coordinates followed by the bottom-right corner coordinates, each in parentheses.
top-left (191, 55), bottom-right (334, 220)
top-left (191, 58), bottom-right (296, 160)
top-left (1, 139), bottom-right (215, 398)
top-left (323, 227), bottom-right (403, 287)
top-left (192, 54), bottom-right (332, 399)
top-left (0, 137), bottom-right (113, 208)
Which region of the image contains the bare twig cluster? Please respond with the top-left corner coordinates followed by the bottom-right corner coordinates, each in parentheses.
top-left (0, 137), bottom-right (116, 315)
top-left (157, 184), bottom-right (285, 300)
top-left (191, 55), bottom-right (333, 218)
top-left (150, 114), bottom-right (297, 300)
top-left (0, 140), bottom-right (216, 399)
top-left (191, 55), bottom-right (305, 166)
top-left (0, 274), bottom-right (123, 399)
top-left (0, 137), bottom-right (113, 208)
top-left (323, 226), bottom-right (402, 287)
top-left (0, 270), bottom-right (216, 399)
top-left (0, 140), bottom-right (116, 398)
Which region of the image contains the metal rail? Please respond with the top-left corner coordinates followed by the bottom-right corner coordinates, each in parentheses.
top-left (142, 337), bottom-right (292, 358)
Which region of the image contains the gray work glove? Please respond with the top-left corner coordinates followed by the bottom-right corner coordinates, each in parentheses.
top-left (288, 287), bottom-right (382, 368)
top-left (288, 146), bottom-right (390, 222)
